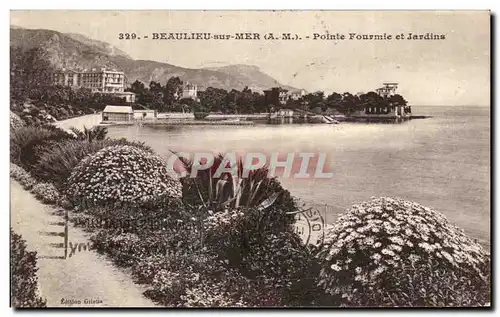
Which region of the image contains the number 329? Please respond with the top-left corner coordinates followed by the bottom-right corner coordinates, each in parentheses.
top-left (118, 33), bottom-right (137, 40)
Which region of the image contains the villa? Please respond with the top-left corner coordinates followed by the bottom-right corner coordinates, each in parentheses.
top-left (352, 104), bottom-right (412, 119)
top-left (351, 83), bottom-right (412, 120)
top-left (277, 108), bottom-right (295, 118)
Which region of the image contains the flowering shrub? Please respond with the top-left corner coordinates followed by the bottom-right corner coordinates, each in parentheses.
top-left (152, 270), bottom-right (189, 298)
top-left (137, 250), bottom-right (280, 307)
top-left (138, 250), bottom-right (225, 306)
top-left (90, 229), bottom-right (154, 267)
top-left (181, 270), bottom-right (283, 307)
top-left (133, 254), bottom-right (172, 285)
top-left (10, 111), bottom-right (25, 131)
top-left (33, 139), bottom-right (154, 190)
top-left (72, 198), bottom-right (188, 238)
top-left (202, 207), bottom-right (253, 268)
top-left (72, 201), bottom-right (309, 307)
top-left (57, 197), bottom-right (73, 210)
top-left (66, 145), bottom-right (182, 207)
top-left (10, 228), bottom-right (47, 308)
top-left (31, 182), bottom-right (60, 205)
top-left (316, 197), bottom-right (491, 307)
top-left (203, 208), bottom-right (246, 235)
top-left (181, 280), bottom-right (248, 307)
top-left (181, 160), bottom-right (298, 231)
top-left (10, 163), bottom-right (37, 190)
top-left (247, 231), bottom-right (322, 306)
top-left (202, 208), bottom-right (321, 306)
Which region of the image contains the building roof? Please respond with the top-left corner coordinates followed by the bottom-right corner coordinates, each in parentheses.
top-left (112, 91), bottom-right (136, 95)
top-left (103, 105), bottom-right (133, 113)
top-left (55, 69), bottom-right (79, 74)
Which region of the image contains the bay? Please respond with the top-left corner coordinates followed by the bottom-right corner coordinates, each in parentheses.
top-left (106, 106), bottom-right (490, 244)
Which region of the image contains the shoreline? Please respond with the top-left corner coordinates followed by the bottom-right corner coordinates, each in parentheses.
top-left (102, 120), bottom-right (255, 126)
top-left (53, 113), bottom-right (433, 130)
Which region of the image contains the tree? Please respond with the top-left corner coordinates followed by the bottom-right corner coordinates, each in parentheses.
top-left (263, 87), bottom-right (282, 111)
top-left (72, 88), bottom-right (93, 107)
top-left (164, 77), bottom-right (183, 107)
top-left (178, 97), bottom-right (199, 112)
top-left (149, 81), bottom-right (162, 93)
top-left (225, 89), bottom-right (241, 114)
top-left (128, 80), bottom-right (146, 94)
top-left (252, 92), bottom-right (267, 113)
top-left (303, 91), bottom-right (326, 111)
top-left (199, 87), bottom-right (228, 113)
top-left (236, 87), bottom-right (256, 114)
top-left (358, 91), bottom-right (380, 105)
top-left (326, 92), bottom-right (342, 109)
top-left (389, 94), bottom-right (407, 106)
top-left (10, 47), bottom-right (55, 103)
top-left (340, 92), bottom-right (360, 114)
top-left (146, 81), bottom-right (164, 111)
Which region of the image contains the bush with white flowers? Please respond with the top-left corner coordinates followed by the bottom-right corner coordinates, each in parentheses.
top-left (316, 197), bottom-right (490, 307)
top-left (10, 111), bottom-right (25, 131)
top-left (181, 280), bottom-right (248, 307)
top-left (10, 163), bottom-right (37, 190)
top-left (31, 182), bottom-right (60, 205)
top-left (66, 145), bottom-right (182, 207)
top-left (203, 208), bottom-right (245, 232)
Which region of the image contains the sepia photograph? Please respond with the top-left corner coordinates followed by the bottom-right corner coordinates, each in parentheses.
top-left (8, 10), bottom-right (491, 308)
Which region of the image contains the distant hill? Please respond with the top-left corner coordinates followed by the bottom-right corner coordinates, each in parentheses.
top-left (10, 27), bottom-right (301, 92)
top-left (10, 28), bottom-right (120, 70)
top-left (64, 33), bottom-right (132, 59)
top-left (205, 64), bottom-right (301, 92)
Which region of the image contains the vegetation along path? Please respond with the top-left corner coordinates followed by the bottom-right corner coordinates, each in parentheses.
top-left (10, 179), bottom-right (157, 307)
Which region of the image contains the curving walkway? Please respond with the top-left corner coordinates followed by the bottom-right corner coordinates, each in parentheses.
top-left (53, 113), bottom-right (102, 132)
top-left (10, 179), bottom-right (157, 307)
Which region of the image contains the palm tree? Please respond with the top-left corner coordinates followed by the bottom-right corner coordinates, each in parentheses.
top-left (70, 125), bottom-right (108, 142)
top-left (174, 152), bottom-right (281, 212)
top-left (173, 152), bottom-right (297, 252)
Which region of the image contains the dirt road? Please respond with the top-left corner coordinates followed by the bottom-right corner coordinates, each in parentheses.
top-left (10, 179), bottom-right (157, 307)
top-left (53, 113), bottom-right (102, 132)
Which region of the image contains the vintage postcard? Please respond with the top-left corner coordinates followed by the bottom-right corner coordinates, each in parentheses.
top-left (9, 10), bottom-right (490, 308)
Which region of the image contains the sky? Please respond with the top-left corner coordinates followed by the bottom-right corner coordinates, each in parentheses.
top-left (10, 10), bottom-right (490, 106)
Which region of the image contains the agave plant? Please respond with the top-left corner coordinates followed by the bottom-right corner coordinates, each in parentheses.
top-left (70, 125), bottom-right (108, 142)
top-left (174, 152), bottom-right (280, 212)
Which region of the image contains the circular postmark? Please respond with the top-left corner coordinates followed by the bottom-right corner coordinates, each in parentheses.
top-left (288, 207), bottom-right (326, 245)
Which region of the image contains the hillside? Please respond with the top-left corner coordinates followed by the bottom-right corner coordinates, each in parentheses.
top-left (10, 28), bottom-right (119, 70)
top-left (204, 64), bottom-right (301, 92)
top-left (10, 27), bottom-right (300, 92)
top-left (111, 57), bottom-right (241, 91)
top-left (65, 33), bottom-right (132, 59)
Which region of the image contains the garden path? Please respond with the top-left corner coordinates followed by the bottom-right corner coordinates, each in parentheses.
top-left (53, 113), bottom-right (102, 132)
top-left (10, 179), bottom-right (157, 307)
